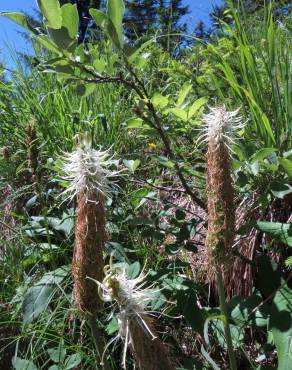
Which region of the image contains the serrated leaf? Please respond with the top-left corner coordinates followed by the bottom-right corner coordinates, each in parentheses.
top-left (37, 0), bottom-right (62, 29)
top-left (61, 4), bottom-right (78, 39)
top-left (188, 97), bottom-right (208, 119)
top-left (256, 221), bottom-right (292, 246)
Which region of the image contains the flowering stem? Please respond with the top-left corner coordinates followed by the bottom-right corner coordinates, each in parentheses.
top-left (216, 268), bottom-right (237, 370)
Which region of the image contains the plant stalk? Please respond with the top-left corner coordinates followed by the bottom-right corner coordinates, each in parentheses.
top-left (88, 316), bottom-right (110, 370)
top-left (216, 268), bottom-right (237, 370)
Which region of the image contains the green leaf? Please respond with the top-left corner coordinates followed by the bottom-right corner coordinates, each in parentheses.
top-left (61, 4), bottom-right (78, 39)
top-left (47, 341), bottom-right (66, 363)
top-left (177, 83), bottom-right (192, 107)
top-left (106, 317), bottom-right (119, 335)
top-left (127, 261), bottom-right (141, 279)
top-left (279, 158), bottom-right (292, 178)
top-left (167, 107), bottom-right (188, 122)
top-left (89, 9), bottom-right (108, 29)
top-left (250, 148), bottom-right (276, 163)
top-left (36, 35), bottom-right (61, 55)
top-left (188, 97), bottom-right (208, 119)
top-left (151, 93), bottom-right (169, 109)
top-left (181, 290), bottom-right (205, 335)
top-left (123, 159), bottom-right (141, 173)
top-left (153, 155), bottom-right (175, 169)
top-left (37, 0), bottom-right (62, 29)
top-left (270, 284), bottom-right (292, 370)
top-left (76, 83), bottom-right (96, 97)
top-left (47, 27), bottom-right (74, 50)
top-left (23, 266), bottom-right (69, 323)
top-left (126, 118), bottom-right (148, 129)
top-left (270, 182), bottom-right (292, 199)
top-left (12, 357), bottom-right (38, 370)
top-left (64, 354), bottom-right (82, 370)
top-left (0, 12), bottom-right (38, 34)
top-left (107, 0), bottom-right (125, 48)
top-left (256, 222), bottom-right (292, 246)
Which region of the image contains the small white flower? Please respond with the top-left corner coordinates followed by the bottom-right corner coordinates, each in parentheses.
top-left (62, 132), bottom-right (120, 201)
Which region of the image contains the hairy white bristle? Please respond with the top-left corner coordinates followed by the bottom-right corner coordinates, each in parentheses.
top-left (198, 105), bottom-right (244, 149)
top-left (61, 133), bottom-right (120, 200)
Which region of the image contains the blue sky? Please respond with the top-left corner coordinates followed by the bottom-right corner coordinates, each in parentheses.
top-left (0, 0), bottom-right (223, 68)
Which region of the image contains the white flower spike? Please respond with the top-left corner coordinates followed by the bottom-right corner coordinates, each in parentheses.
top-left (198, 105), bottom-right (245, 150)
top-left (62, 132), bottom-right (119, 201)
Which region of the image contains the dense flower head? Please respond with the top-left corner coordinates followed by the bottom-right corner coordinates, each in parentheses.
top-left (62, 132), bottom-right (119, 200)
top-left (200, 105), bottom-right (244, 149)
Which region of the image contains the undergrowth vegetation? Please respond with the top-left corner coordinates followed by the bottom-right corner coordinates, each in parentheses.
top-left (0, 1), bottom-right (291, 369)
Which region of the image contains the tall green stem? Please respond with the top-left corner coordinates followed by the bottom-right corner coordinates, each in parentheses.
top-left (216, 268), bottom-right (237, 370)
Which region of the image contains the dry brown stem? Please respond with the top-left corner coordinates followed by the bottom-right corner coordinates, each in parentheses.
top-left (128, 314), bottom-right (175, 370)
top-left (206, 138), bottom-right (235, 266)
top-left (72, 191), bottom-right (105, 316)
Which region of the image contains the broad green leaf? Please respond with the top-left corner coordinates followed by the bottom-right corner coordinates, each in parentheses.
top-left (23, 266), bottom-right (69, 323)
top-left (167, 108), bottom-right (188, 122)
top-left (106, 317), bottom-right (119, 335)
top-left (107, 0), bottom-right (125, 48)
top-left (188, 97), bottom-right (208, 119)
top-left (126, 118), bottom-right (148, 129)
top-left (270, 182), bottom-right (292, 199)
top-left (123, 159), bottom-right (141, 173)
top-left (127, 261), bottom-right (141, 279)
top-left (256, 222), bottom-right (292, 246)
top-left (47, 27), bottom-right (74, 50)
top-left (153, 155), bottom-right (175, 169)
top-left (76, 83), bottom-right (96, 97)
top-left (37, 0), bottom-right (62, 29)
top-left (0, 12), bottom-right (38, 34)
top-left (64, 354), bottom-right (82, 370)
top-left (270, 284), bottom-right (292, 370)
top-left (177, 83), bottom-right (192, 106)
top-left (47, 342), bottom-right (66, 363)
top-left (89, 9), bottom-right (108, 29)
top-left (12, 357), bottom-right (38, 370)
top-left (250, 148), bottom-right (276, 163)
top-left (181, 290), bottom-right (205, 335)
top-left (279, 158), bottom-right (292, 178)
top-left (151, 93), bottom-right (169, 109)
top-left (36, 35), bottom-right (62, 55)
top-left (61, 4), bottom-right (78, 39)
top-left (93, 58), bottom-right (106, 73)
